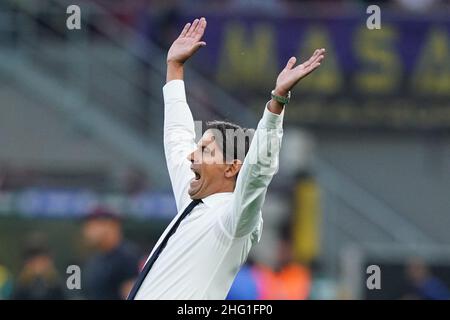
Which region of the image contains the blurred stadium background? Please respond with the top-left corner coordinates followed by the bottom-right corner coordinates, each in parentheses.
top-left (1, 0), bottom-right (450, 300)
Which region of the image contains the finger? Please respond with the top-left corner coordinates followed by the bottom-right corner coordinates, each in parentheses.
top-left (303, 61), bottom-right (322, 75)
top-left (194, 17), bottom-right (205, 33)
top-left (285, 57), bottom-right (297, 70)
top-left (195, 17), bottom-right (207, 40)
top-left (179, 23), bottom-right (191, 38)
top-left (193, 41), bottom-right (207, 50)
top-left (190, 41), bottom-right (207, 55)
top-left (302, 49), bottom-right (320, 68)
top-left (305, 48), bottom-right (326, 67)
top-left (187, 19), bottom-right (200, 37)
top-left (314, 54), bottom-right (325, 66)
top-left (295, 53), bottom-right (324, 78)
top-left (310, 53), bottom-right (325, 65)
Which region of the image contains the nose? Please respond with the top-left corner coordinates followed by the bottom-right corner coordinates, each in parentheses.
top-left (187, 150), bottom-right (194, 163)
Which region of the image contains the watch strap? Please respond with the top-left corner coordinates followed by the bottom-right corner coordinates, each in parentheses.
top-left (271, 90), bottom-right (291, 105)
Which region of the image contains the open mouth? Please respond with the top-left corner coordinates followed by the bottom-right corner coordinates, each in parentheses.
top-left (191, 166), bottom-right (201, 181)
top-left (189, 166), bottom-right (202, 196)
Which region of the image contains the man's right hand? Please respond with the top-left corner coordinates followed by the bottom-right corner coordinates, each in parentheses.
top-left (167, 17), bottom-right (207, 66)
top-left (166, 18), bottom-right (207, 82)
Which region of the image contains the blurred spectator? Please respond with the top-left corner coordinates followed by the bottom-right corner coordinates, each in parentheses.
top-left (226, 237), bottom-right (313, 300)
top-left (403, 257), bottom-right (450, 300)
top-left (255, 238), bottom-right (311, 300)
top-left (82, 207), bottom-right (140, 300)
top-left (0, 263), bottom-right (13, 299)
top-left (12, 233), bottom-right (66, 300)
top-left (226, 259), bottom-right (260, 300)
top-left (309, 260), bottom-right (337, 300)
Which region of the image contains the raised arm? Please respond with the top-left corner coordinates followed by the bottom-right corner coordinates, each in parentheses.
top-left (166, 18), bottom-right (207, 82)
top-left (223, 49), bottom-right (326, 238)
top-left (163, 18), bottom-right (207, 211)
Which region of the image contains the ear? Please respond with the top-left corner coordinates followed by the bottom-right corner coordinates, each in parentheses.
top-left (224, 159), bottom-right (243, 179)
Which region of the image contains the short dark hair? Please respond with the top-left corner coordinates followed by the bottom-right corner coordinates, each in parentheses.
top-left (205, 120), bottom-right (255, 162)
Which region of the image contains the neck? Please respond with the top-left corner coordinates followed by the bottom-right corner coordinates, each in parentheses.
top-left (218, 180), bottom-right (236, 193)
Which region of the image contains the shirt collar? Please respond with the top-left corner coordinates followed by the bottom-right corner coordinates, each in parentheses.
top-left (201, 192), bottom-right (233, 208)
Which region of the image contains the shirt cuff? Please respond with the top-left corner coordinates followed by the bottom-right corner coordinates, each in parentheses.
top-left (259, 101), bottom-right (285, 129)
top-left (163, 79), bottom-right (187, 102)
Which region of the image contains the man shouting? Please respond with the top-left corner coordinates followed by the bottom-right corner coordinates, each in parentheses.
top-left (128, 17), bottom-right (325, 300)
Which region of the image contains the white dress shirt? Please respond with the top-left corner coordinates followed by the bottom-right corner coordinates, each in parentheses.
top-left (135, 80), bottom-right (284, 300)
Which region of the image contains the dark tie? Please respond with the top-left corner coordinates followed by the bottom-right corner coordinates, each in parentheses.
top-left (127, 199), bottom-right (202, 300)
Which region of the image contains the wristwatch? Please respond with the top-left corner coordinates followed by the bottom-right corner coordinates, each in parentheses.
top-left (271, 90), bottom-right (291, 105)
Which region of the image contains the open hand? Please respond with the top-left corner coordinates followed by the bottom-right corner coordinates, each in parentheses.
top-left (167, 17), bottom-right (207, 65)
top-left (274, 49), bottom-right (326, 96)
